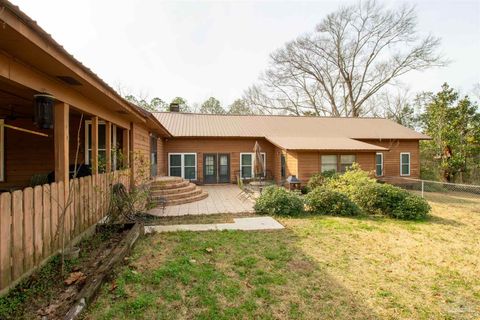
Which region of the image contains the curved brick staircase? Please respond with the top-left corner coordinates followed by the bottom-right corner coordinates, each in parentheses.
top-left (150, 177), bottom-right (208, 206)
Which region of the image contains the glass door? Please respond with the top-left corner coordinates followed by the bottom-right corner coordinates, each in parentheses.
top-left (218, 154), bottom-right (230, 183)
top-left (203, 154), bottom-right (217, 184)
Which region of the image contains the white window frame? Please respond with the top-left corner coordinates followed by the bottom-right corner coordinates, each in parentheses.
top-left (239, 152), bottom-right (266, 179)
top-left (375, 152), bottom-right (384, 177)
top-left (400, 152), bottom-right (411, 176)
top-left (168, 153), bottom-right (197, 180)
top-left (85, 120), bottom-right (117, 169)
top-left (0, 119), bottom-right (4, 182)
top-left (321, 155), bottom-right (338, 173)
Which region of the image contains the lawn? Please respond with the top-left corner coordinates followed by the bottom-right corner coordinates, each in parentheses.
top-left (85, 193), bottom-right (480, 320)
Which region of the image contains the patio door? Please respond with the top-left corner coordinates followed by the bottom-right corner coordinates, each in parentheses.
top-left (203, 153), bottom-right (230, 184)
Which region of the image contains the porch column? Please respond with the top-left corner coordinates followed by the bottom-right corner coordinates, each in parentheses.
top-left (105, 121), bottom-right (112, 172)
top-left (122, 128), bottom-right (130, 168)
top-left (54, 102), bottom-right (69, 186)
top-left (91, 116), bottom-right (99, 175)
top-left (129, 123), bottom-right (135, 187)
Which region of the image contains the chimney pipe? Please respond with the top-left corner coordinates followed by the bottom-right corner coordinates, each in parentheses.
top-left (169, 103), bottom-right (180, 112)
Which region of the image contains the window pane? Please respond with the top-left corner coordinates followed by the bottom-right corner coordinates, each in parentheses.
top-left (170, 167), bottom-right (181, 177)
top-left (184, 154), bottom-right (196, 166)
top-left (220, 156), bottom-right (227, 166)
top-left (281, 155), bottom-right (286, 178)
top-left (402, 164), bottom-right (410, 175)
top-left (376, 154), bottom-right (383, 176)
top-left (321, 155), bottom-right (337, 172)
top-left (241, 166), bottom-right (252, 178)
top-left (401, 154), bottom-right (410, 164)
top-left (340, 155), bottom-right (356, 164)
top-left (220, 165), bottom-right (228, 175)
top-left (98, 124), bottom-right (106, 149)
top-left (184, 167), bottom-right (196, 180)
top-left (241, 154), bottom-right (252, 166)
top-left (170, 154), bottom-right (181, 166)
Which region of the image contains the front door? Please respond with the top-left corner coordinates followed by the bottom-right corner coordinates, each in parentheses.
top-left (203, 154), bottom-right (217, 184)
top-left (218, 154), bottom-right (230, 183)
top-left (203, 153), bottom-right (230, 184)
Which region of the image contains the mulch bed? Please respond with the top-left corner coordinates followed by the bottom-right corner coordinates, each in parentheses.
top-left (0, 224), bottom-right (133, 320)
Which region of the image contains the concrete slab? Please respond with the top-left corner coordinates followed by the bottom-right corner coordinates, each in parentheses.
top-left (144, 216), bottom-right (284, 233)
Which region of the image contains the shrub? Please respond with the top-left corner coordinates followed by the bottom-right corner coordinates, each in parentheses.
top-left (304, 187), bottom-right (360, 216)
top-left (254, 186), bottom-right (304, 216)
top-left (307, 170), bottom-right (338, 190)
top-left (323, 164), bottom-right (431, 219)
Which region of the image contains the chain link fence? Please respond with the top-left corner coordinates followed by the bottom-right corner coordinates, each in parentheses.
top-left (387, 177), bottom-right (480, 203)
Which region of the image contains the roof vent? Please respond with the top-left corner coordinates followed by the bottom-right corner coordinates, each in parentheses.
top-left (57, 76), bottom-right (82, 86)
top-left (169, 103), bottom-right (180, 112)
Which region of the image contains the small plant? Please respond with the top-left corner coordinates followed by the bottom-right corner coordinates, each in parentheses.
top-left (389, 193), bottom-right (431, 220)
top-left (254, 186), bottom-right (304, 216)
top-left (304, 187), bottom-right (360, 216)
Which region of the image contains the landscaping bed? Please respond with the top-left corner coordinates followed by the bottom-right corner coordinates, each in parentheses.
top-left (0, 223), bottom-right (140, 320)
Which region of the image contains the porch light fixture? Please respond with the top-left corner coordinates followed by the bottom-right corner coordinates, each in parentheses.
top-left (33, 93), bottom-right (55, 129)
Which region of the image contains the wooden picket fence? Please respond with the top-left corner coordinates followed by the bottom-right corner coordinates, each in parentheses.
top-left (0, 169), bottom-right (130, 293)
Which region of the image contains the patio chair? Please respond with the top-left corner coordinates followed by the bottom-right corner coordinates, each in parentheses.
top-left (237, 174), bottom-right (254, 200)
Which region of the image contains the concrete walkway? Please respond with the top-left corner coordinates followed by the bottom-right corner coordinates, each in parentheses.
top-left (148, 185), bottom-right (254, 216)
top-left (144, 217), bottom-right (284, 233)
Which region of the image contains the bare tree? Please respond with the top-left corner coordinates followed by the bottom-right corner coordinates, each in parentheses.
top-left (245, 0), bottom-right (447, 117)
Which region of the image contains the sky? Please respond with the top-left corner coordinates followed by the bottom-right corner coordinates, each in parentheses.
top-left (11, 0), bottom-right (480, 108)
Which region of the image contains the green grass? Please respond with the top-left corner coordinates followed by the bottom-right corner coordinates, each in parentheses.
top-left (85, 193), bottom-right (480, 320)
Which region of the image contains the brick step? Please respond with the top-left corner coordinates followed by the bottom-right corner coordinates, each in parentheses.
top-left (165, 191), bottom-right (209, 206)
top-left (150, 183), bottom-right (196, 195)
top-left (151, 187), bottom-right (202, 201)
top-left (150, 180), bottom-right (190, 190)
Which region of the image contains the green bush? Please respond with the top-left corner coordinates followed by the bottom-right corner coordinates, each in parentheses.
top-left (254, 186), bottom-right (304, 216)
top-left (323, 164), bottom-right (430, 220)
top-left (307, 170), bottom-right (337, 190)
top-left (304, 187), bottom-right (360, 216)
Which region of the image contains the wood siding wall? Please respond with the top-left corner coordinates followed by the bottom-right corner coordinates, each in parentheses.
top-left (163, 138), bottom-right (276, 183)
top-left (295, 139), bottom-right (420, 183)
top-left (0, 115), bottom-right (85, 189)
top-left (131, 124), bottom-right (151, 183)
top-left (0, 169), bottom-right (130, 295)
top-left (157, 138), bottom-right (166, 176)
top-left (359, 139), bottom-right (420, 178)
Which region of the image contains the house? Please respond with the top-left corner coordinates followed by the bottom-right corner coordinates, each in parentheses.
top-left (154, 109), bottom-right (429, 185)
top-left (0, 0), bottom-right (428, 294)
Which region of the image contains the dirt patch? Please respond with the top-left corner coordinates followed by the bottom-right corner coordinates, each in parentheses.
top-left (0, 225), bottom-right (131, 320)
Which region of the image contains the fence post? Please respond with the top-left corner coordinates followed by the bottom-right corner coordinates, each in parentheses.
top-left (421, 180), bottom-right (424, 198)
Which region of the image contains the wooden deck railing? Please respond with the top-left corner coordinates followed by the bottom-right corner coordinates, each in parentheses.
top-left (0, 169), bottom-right (130, 294)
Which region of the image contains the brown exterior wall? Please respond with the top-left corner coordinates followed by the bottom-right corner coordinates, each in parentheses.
top-left (359, 139), bottom-right (420, 179)
top-left (131, 123), bottom-right (151, 183)
top-left (0, 115), bottom-right (85, 189)
top-left (294, 139), bottom-right (420, 184)
top-left (157, 137), bottom-right (165, 176)
top-left (163, 137), bottom-right (276, 184)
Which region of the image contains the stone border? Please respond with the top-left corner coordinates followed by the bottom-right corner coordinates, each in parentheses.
top-left (64, 223), bottom-right (143, 320)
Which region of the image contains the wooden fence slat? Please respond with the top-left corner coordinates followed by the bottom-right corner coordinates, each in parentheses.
top-left (33, 186), bottom-right (43, 264)
top-left (22, 188), bottom-right (34, 271)
top-left (74, 179), bottom-right (80, 236)
top-left (58, 182), bottom-right (65, 251)
top-left (50, 183), bottom-right (58, 252)
top-left (0, 192), bottom-right (12, 289)
top-left (87, 176), bottom-right (93, 226)
top-left (64, 181), bottom-right (71, 243)
top-left (11, 190), bottom-right (24, 280)
top-left (42, 184), bottom-right (51, 257)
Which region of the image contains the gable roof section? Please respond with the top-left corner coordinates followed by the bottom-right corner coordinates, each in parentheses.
top-left (154, 113), bottom-right (430, 141)
top-left (265, 137), bottom-right (389, 151)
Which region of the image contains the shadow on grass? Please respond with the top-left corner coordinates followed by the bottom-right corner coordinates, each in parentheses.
top-left (86, 229), bottom-right (379, 320)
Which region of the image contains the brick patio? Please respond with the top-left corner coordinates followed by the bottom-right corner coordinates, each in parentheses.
top-left (148, 185), bottom-right (255, 216)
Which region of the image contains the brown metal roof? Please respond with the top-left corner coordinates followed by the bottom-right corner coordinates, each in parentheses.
top-left (265, 137), bottom-right (389, 151)
top-left (154, 113), bottom-right (430, 142)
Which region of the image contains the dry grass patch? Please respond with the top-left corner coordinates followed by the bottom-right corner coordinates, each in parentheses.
top-left (280, 192), bottom-right (480, 319)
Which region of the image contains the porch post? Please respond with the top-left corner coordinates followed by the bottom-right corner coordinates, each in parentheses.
top-left (105, 121), bottom-right (112, 172)
top-left (91, 116), bottom-right (99, 175)
top-left (122, 128), bottom-right (130, 168)
top-left (54, 102), bottom-right (69, 186)
top-left (129, 122), bottom-right (135, 187)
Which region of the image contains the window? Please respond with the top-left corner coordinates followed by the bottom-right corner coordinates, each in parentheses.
top-left (340, 155), bottom-right (356, 173)
top-left (375, 153), bottom-right (384, 176)
top-left (400, 152), bottom-right (410, 176)
top-left (240, 152), bottom-right (266, 179)
top-left (281, 154), bottom-right (286, 178)
top-left (168, 153), bottom-right (197, 180)
top-left (0, 119), bottom-right (4, 182)
top-left (85, 121), bottom-right (117, 171)
top-left (321, 155), bottom-right (337, 172)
